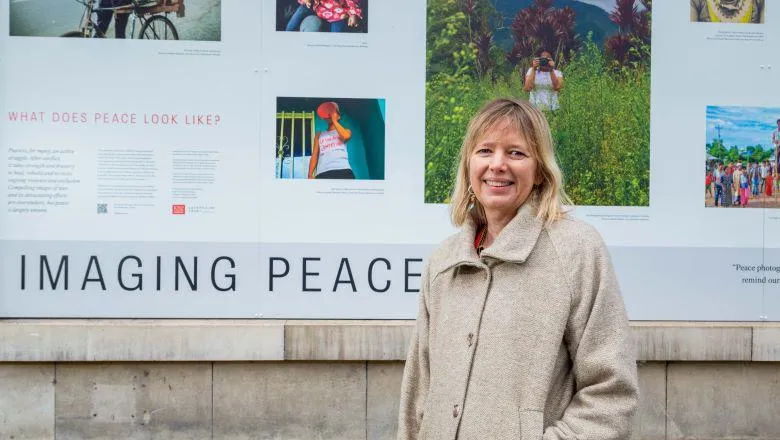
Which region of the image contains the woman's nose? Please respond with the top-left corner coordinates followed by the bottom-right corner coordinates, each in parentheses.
top-left (489, 152), bottom-right (508, 171)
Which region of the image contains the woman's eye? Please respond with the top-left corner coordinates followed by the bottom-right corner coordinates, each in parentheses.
top-left (510, 150), bottom-right (526, 158)
top-left (476, 148), bottom-right (491, 155)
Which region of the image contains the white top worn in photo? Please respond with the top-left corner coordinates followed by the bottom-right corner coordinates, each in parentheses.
top-left (526, 68), bottom-right (563, 111)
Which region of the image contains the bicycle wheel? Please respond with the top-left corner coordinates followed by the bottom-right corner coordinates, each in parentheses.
top-left (61, 31), bottom-right (86, 38)
top-left (138, 15), bottom-right (178, 40)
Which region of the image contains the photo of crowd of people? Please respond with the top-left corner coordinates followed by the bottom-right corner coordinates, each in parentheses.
top-left (691, 0), bottom-right (765, 24)
top-left (425, 0), bottom-right (650, 207)
top-left (276, 0), bottom-right (367, 33)
top-left (10, 0), bottom-right (221, 41)
top-left (275, 97), bottom-right (385, 180)
top-left (705, 106), bottom-right (780, 208)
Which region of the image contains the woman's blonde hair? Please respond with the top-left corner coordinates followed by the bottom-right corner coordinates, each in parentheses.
top-left (450, 97), bottom-right (571, 227)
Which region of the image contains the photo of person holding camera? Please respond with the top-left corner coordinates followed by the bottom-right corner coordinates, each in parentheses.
top-left (523, 49), bottom-right (564, 111)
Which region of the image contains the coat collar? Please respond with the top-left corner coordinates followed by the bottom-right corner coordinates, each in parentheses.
top-left (431, 200), bottom-right (544, 276)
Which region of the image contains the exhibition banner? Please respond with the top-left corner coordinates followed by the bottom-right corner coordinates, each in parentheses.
top-left (0, 0), bottom-right (778, 320)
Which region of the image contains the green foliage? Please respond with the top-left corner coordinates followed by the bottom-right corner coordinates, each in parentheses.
top-left (427, 0), bottom-right (477, 79)
top-left (548, 38), bottom-right (649, 206)
top-left (708, 141), bottom-right (774, 164)
top-left (707, 138), bottom-right (727, 159)
top-left (425, 38), bottom-right (650, 206)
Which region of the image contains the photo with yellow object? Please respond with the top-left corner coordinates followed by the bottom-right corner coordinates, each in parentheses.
top-left (691, 0), bottom-right (765, 24)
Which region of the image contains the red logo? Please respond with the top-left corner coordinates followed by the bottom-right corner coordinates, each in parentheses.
top-left (172, 204), bottom-right (186, 215)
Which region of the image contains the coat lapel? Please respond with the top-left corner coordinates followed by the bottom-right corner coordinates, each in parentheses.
top-left (431, 200), bottom-right (545, 277)
top-left (480, 201), bottom-right (544, 264)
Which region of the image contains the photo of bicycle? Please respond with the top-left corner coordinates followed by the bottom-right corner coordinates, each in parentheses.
top-left (10, 0), bottom-right (221, 41)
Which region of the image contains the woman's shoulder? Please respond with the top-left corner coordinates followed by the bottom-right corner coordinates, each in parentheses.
top-left (429, 230), bottom-right (465, 261)
top-left (544, 214), bottom-right (607, 255)
top-left (542, 216), bottom-right (616, 288)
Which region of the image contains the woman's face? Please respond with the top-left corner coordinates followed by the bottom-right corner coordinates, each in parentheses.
top-left (469, 120), bottom-right (540, 221)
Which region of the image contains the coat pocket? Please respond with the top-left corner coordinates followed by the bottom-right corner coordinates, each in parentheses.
top-left (519, 409), bottom-right (544, 440)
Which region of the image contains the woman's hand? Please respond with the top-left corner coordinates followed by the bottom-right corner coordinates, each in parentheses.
top-left (330, 112), bottom-right (341, 123)
top-left (303, 0), bottom-right (313, 8)
top-left (348, 15), bottom-right (360, 27)
top-left (548, 59), bottom-right (556, 69)
top-left (531, 58), bottom-right (540, 69)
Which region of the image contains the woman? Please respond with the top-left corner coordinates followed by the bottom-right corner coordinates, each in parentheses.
top-left (714, 162), bottom-right (724, 206)
top-left (722, 165), bottom-right (734, 207)
top-left (739, 167), bottom-right (750, 207)
top-left (523, 49), bottom-right (564, 111)
top-left (285, 0), bottom-right (363, 32)
top-left (398, 98), bottom-right (638, 439)
top-left (766, 171), bottom-right (774, 197)
top-left (732, 165), bottom-right (742, 205)
top-left (308, 102), bottom-right (355, 179)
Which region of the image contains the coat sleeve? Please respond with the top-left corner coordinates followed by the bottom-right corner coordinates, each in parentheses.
top-left (544, 230), bottom-right (639, 440)
top-left (396, 265), bottom-right (431, 440)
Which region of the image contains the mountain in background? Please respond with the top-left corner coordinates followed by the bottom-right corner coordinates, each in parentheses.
top-left (491, 0), bottom-right (618, 51)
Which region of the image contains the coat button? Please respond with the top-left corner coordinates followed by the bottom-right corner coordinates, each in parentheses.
top-left (452, 404), bottom-right (460, 418)
top-left (467, 333), bottom-right (474, 346)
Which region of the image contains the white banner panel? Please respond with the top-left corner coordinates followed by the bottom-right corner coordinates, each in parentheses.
top-left (1, 0), bottom-right (778, 319)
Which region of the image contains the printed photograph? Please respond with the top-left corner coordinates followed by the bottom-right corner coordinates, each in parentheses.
top-left (705, 106), bottom-right (780, 208)
top-left (275, 97), bottom-right (385, 180)
top-left (691, 0), bottom-right (765, 24)
top-left (276, 0), bottom-right (368, 33)
top-left (425, 0), bottom-right (651, 206)
top-left (10, 0), bottom-right (221, 41)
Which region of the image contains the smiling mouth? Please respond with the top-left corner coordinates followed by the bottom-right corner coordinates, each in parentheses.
top-left (485, 179), bottom-right (513, 187)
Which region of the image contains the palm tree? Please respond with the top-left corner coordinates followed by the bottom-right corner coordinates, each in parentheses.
top-left (605, 0), bottom-right (651, 67)
top-left (474, 21), bottom-right (494, 78)
top-left (457, 0), bottom-right (497, 78)
top-left (507, 0), bottom-right (578, 67)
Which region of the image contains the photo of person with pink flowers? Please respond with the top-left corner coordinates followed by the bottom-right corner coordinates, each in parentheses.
top-left (277, 0), bottom-right (367, 33)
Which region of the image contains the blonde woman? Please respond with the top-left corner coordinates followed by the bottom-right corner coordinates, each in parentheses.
top-left (398, 98), bottom-right (638, 440)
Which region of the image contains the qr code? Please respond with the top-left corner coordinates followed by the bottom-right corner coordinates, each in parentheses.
top-left (97, 203), bottom-right (107, 214)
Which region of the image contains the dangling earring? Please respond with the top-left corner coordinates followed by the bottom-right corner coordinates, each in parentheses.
top-left (467, 185), bottom-right (476, 204)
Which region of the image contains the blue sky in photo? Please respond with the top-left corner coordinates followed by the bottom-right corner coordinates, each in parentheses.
top-left (706, 106), bottom-right (780, 149)
top-left (577, 0), bottom-right (618, 12)
top-left (574, 0), bottom-right (646, 13)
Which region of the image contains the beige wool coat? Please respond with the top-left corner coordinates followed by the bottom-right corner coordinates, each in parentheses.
top-left (397, 202), bottom-right (639, 440)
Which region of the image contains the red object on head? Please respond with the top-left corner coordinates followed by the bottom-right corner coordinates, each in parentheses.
top-left (316, 101), bottom-right (339, 119)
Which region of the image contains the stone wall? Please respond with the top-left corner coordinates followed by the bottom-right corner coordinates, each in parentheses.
top-left (1, 320), bottom-right (779, 439)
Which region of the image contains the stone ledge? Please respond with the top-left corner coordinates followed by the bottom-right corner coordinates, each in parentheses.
top-left (0, 320), bottom-right (776, 362)
top-left (0, 319), bottom-right (285, 362)
top-left (752, 327), bottom-right (780, 361)
top-left (285, 320), bottom-right (413, 360)
top-left (632, 325), bottom-right (752, 361)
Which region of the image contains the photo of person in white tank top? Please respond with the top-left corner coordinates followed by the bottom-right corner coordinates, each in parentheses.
top-left (308, 101), bottom-right (356, 179)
